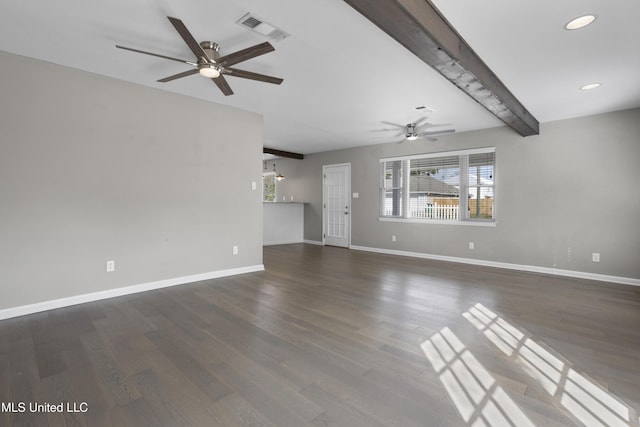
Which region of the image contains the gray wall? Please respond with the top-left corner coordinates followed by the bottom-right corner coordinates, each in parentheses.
top-left (275, 108), bottom-right (640, 280)
top-left (0, 51), bottom-right (264, 310)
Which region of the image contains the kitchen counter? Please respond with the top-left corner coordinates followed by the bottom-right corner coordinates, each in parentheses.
top-left (263, 202), bottom-right (305, 245)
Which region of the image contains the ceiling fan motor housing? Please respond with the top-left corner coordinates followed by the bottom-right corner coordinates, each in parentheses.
top-left (406, 123), bottom-right (417, 139)
top-left (198, 42), bottom-right (222, 77)
top-left (200, 41), bottom-right (220, 60)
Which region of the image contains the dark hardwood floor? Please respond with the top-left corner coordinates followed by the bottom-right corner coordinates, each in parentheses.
top-left (1, 244), bottom-right (639, 426)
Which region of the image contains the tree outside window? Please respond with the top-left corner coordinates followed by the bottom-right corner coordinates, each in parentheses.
top-left (263, 172), bottom-right (276, 202)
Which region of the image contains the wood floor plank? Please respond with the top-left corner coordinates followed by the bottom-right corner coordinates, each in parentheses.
top-left (2, 243), bottom-right (639, 426)
top-left (0, 352), bottom-right (10, 427)
top-left (29, 313), bottom-right (67, 379)
top-left (208, 362), bottom-right (315, 427)
top-left (284, 355), bottom-right (448, 426)
top-left (7, 337), bottom-right (48, 426)
top-left (301, 383), bottom-right (388, 427)
top-left (129, 369), bottom-right (201, 427)
top-left (37, 372), bottom-right (88, 427)
top-left (78, 332), bottom-right (142, 406)
top-left (176, 304), bottom-right (331, 423)
top-left (201, 285), bottom-right (432, 383)
top-left (152, 313), bottom-right (325, 421)
top-left (143, 329), bottom-right (232, 403)
top-left (0, 319), bottom-right (10, 355)
top-left (62, 366), bottom-right (115, 427)
top-left (196, 289), bottom-right (371, 376)
top-left (128, 357), bottom-right (232, 427)
top-left (115, 397), bottom-right (167, 427)
top-left (209, 392), bottom-right (278, 427)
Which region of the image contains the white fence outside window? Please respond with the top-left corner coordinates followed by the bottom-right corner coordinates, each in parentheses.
top-left (385, 203), bottom-right (460, 220)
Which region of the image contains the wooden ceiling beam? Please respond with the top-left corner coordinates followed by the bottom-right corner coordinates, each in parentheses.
top-left (263, 147), bottom-right (304, 159)
top-left (343, 0), bottom-right (539, 136)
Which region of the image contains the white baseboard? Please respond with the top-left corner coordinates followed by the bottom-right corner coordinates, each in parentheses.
top-left (0, 264), bottom-right (265, 321)
top-left (263, 240), bottom-right (304, 246)
top-left (350, 245), bottom-right (640, 287)
top-left (303, 239), bottom-right (324, 246)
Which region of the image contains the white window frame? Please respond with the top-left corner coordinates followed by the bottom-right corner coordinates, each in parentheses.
top-left (379, 147), bottom-right (496, 226)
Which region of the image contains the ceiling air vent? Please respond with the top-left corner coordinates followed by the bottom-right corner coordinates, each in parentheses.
top-left (236, 13), bottom-right (289, 42)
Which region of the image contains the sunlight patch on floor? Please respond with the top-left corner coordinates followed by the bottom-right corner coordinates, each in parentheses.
top-left (421, 326), bottom-right (535, 426)
top-left (463, 303), bottom-right (639, 427)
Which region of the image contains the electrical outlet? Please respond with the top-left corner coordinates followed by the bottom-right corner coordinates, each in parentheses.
top-left (106, 260), bottom-right (115, 272)
top-left (233, 246), bottom-right (239, 255)
top-left (251, 181), bottom-right (257, 190)
top-left (592, 252), bottom-right (600, 262)
top-left (392, 235), bottom-right (396, 242)
top-left (469, 242), bottom-right (475, 250)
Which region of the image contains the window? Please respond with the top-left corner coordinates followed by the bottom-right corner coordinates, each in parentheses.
top-left (263, 172), bottom-right (276, 202)
top-left (381, 160), bottom-right (404, 217)
top-left (380, 147), bottom-right (495, 223)
top-left (468, 152), bottom-right (495, 220)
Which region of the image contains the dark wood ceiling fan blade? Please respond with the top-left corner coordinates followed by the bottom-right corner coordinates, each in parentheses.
top-left (418, 128), bottom-right (455, 137)
top-left (157, 68), bottom-right (199, 82)
top-left (380, 121), bottom-right (405, 129)
top-left (167, 16), bottom-right (210, 62)
top-left (211, 75), bottom-right (234, 96)
top-left (414, 116), bottom-right (429, 127)
top-left (418, 122), bottom-right (453, 130)
top-left (217, 42), bottom-right (275, 67)
top-left (225, 68), bottom-right (283, 85)
top-left (115, 45), bottom-right (195, 64)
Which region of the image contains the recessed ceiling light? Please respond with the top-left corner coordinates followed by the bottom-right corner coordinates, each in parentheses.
top-left (580, 83), bottom-right (601, 91)
top-left (565, 15), bottom-right (597, 30)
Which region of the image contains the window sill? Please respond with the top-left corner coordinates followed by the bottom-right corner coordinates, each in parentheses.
top-left (378, 217), bottom-right (497, 227)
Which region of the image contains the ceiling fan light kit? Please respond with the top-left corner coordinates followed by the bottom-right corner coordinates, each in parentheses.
top-left (116, 16), bottom-right (283, 96)
top-left (199, 64), bottom-right (221, 78)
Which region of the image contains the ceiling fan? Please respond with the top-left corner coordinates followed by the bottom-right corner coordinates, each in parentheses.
top-left (380, 117), bottom-right (455, 142)
top-left (116, 16), bottom-right (283, 96)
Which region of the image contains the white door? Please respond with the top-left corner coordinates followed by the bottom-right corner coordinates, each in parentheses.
top-left (323, 163), bottom-right (351, 247)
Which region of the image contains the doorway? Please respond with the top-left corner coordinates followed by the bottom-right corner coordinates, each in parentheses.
top-left (323, 163), bottom-right (351, 248)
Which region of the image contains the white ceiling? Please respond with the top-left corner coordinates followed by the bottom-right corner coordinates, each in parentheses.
top-left (1, 0), bottom-right (639, 155)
